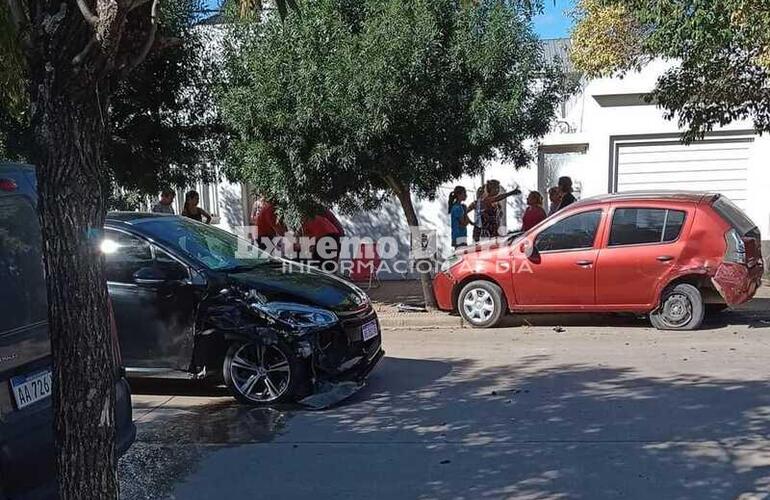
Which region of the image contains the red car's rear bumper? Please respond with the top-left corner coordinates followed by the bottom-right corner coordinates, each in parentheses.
top-left (432, 273), bottom-right (455, 311)
top-left (712, 261), bottom-right (764, 306)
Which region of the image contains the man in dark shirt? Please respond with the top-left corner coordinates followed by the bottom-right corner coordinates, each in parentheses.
top-left (556, 176), bottom-right (576, 211)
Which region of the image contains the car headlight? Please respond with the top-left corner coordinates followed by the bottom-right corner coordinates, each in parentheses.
top-left (251, 302), bottom-right (338, 329)
top-left (440, 255), bottom-right (463, 273)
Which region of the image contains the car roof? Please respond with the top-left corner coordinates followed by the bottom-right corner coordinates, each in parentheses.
top-left (573, 191), bottom-right (716, 207)
top-left (106, 211), bottom-right (174, 224)
top-left (0, 162), bottom-right (35, 174)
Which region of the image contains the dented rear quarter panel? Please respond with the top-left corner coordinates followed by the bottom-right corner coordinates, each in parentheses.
top-left (649, 201), bottom-right (730, 302)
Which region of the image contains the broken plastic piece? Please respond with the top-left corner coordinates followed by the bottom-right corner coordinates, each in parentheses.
top-left (298, 381), bottom-right (364, 410)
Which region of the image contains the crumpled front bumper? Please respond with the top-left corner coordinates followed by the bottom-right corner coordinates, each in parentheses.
top-left (299, 347), bottom-right (384, 410)
top-left (296, 308), bottom-right (385, 408)
top-left (432, 272), bottom-right (456, 311)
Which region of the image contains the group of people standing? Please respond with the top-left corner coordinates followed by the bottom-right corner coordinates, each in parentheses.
top-left (151, 188), bottom-right (212, 224)
top-left (448, 175), bottom-right (577, 248)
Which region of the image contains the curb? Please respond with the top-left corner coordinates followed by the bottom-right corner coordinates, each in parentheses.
top-left (378, 313), bottom-right (465, 329)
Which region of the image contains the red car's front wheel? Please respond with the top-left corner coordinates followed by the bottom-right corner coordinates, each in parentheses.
top-left (458, 280), bottom-right (505, 328)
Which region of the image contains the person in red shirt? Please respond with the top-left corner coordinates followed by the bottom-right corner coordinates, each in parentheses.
top-left (300, 209), bottom-right (345, 271)
top-left (252, 200), bottom-right (288, 255)
top-left (521, 191), bottom-right (547, 231)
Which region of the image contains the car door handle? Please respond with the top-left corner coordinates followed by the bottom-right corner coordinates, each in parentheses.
top-left (656, 255), bottom-right (674, 262)
top-left (576, 260), bottom-right (593, 266)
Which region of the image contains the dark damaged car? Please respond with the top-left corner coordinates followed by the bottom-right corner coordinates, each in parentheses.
top-left (101, 213), bottom-right (384, 406)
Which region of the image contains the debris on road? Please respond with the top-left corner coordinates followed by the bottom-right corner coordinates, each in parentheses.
top-left (553, 326), bottom-right (566, 333)
top-left (397, 303), bottom-right (428, 313)
top-left (298, 381), bottom-right (364, 410)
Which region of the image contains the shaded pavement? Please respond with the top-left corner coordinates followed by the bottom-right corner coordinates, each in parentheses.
top-left (121, 304), bottom-right (770, 499)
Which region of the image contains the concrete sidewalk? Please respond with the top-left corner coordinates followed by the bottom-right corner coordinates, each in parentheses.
top-left (370, 279), bottom-right (770, 330)
top-left (366, 280), bottom-right (464, 329)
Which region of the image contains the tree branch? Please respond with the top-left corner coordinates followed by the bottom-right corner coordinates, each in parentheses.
top-left (6, 0), bottom-right (32, 51)
top-left (76, 0), bottom-right (99, 27)
top-left (128, 0), bottom-right (159, 69)
top-left (72, 37), bottom-right (97, 66)
top-left (127, 0), bottom-right (152, 12)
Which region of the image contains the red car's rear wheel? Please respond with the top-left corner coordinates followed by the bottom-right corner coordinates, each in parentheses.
top-left (650, 283), bottom-right (704, 331)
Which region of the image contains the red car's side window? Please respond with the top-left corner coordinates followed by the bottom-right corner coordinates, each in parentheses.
top-left (534, 210), bottom-right (603, 253)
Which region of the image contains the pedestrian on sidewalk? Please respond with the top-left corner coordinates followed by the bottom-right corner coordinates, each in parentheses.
top-left (547, 186), bottom-right (562, 215)
top-left (522, 191), bottom-right (547, 231)
top-left (471, 185), bottom-right (484, 243)
top-left (469, 180), bottom-right (520, 239)
top-left (448, 185), bottom-right (470, 248)
top-left (182, 190), bottom-right (212, 224)
top-left (556, 176), bottom-right (576, 211)
top-left (249, 194), bottom-right (265, 244)
top-left (151, 188), bottom-right (176, 214)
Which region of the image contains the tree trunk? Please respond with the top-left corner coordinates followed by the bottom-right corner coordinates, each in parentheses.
top-left (384, 175), bottom-right (438, 310)
top-left (32, 85), bottom-right (118, 498)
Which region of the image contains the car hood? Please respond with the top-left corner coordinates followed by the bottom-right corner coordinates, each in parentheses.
top-left (456, 235), bottom-right (520, 257)
top-left (226, 261), bottom-right (368, 314)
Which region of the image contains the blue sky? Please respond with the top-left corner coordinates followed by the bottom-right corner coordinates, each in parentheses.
top-left (203, 0), bottom-right (576, 39)
top-left (533, 0), bottom-right (575, 39)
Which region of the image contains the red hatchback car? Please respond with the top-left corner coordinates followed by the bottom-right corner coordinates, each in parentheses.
top-left (433, 192), bottom-right (764, 330)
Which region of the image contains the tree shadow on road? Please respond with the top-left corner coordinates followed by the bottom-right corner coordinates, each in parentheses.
top-left (309, 354), bottom-right (770, 500)
top-left (123, 354), bottom-right (770, 500)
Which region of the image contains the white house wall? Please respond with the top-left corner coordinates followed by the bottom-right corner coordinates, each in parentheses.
top-left (343, 57), bottom-right (770, 278)
top-left (541, 58), bottom-right (770, 265)
top-left (340, 162), bottom-right (539, 279)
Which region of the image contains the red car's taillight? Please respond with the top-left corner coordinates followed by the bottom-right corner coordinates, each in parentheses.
top-left (724, 228), bottom-right (746, 264)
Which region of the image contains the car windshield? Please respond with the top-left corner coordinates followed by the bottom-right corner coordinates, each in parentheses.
top-left (135, 217), bottom-right (273, 271)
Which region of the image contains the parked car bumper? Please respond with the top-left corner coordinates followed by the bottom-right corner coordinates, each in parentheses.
top-left (432, 272), bottom-right (455, 311)
top-left (115, 376), bottom-right (136, 456)
top-left (313, 307), bottom-right (384, 382)
top-left (712, 261), bottom-right (764, 306)
top-left (0, 376), bottom-right (135, 498)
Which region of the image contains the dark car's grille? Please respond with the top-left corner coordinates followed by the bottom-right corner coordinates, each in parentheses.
top-left (341, 307), bottom-right (381, 359)
top-left (315, 305), bottom-right (381, 375)
top-left (341, 307), bottom-right (376, 341)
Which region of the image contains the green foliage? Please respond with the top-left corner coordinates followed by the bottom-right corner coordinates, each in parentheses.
top-left (0, 3), bottom-right (26, 118)
top-left (571, 0), bottom-right (770, 141)
top-left (108, 0), bottom-right (226, 194)
top-left (0, 0), bottom-right (225, 194)
top-left (221, 0), bottom-right (570, 226)
top-left (0, 2), bottom-right (27, 161)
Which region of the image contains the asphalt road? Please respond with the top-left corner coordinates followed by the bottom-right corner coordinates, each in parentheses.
top-left (120, 302), bottom-right (770, 500)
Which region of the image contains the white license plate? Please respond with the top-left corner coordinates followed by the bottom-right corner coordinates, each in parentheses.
top-left (11, 369), bottom-right (52, 410)
top-left (362, 320), bottom-right (379, 341)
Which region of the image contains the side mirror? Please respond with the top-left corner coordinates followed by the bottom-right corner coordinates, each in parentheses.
top-left (133, 266), bottom-right (169, 286)
top-left (518, 241), bottom-right (539, 260)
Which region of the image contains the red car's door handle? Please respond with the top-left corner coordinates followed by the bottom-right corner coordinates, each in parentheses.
top-left (657, 255), bottom-right (674, 262)
top-left (576, 260), bottom-right (593, 266)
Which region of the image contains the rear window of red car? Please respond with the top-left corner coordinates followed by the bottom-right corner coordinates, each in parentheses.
top-left (608, 208), bottom-right (686, 246)
top-left (712, 197), bottom-right (757, 236)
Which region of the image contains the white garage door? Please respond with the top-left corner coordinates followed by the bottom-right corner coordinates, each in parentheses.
top-left (615, 137), bottom-right (753, 209)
